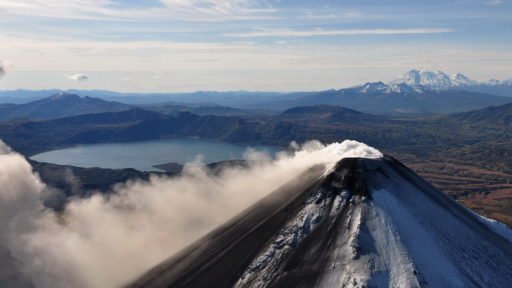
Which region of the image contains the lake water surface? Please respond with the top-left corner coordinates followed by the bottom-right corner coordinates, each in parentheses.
top-left (31, 138), bottom-right (280, 171)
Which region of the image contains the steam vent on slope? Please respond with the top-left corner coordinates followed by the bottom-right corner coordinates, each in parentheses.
top-left (128, 156), bottom-right (512, 288)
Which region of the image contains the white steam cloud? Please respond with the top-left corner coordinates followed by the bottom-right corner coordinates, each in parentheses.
top-left (68, 73), bottom-right (88, 81)
top-left (0, 139), bottom-right (382, 288)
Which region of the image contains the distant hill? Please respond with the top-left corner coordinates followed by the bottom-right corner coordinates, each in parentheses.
top-left (0, 103), bottom-right (15, 109)
top-left (0, 110), bottom-right (254, 156)
top-left (257, 82), bottom-right (512, 114)
top-left (43, 108), bottom-right (166, 126)
top-left (0, 89), bottom-right (62, 104)
top-left (142, 104), bottom-right (277, 117)
top-left (462, 84), bottom-right (512, 98)
top-left (3, 100), bottom-right (512, 158)
top-left (0, 89), bottom-right (300, 106)
top-left (0, 93), bottom-right (132, 121)
top-left (281, 105), bottom-right (346, 116)
top-left (443, 102), bottom-right (512, 126)
top-left (279, 105), bottom-right (384, 123)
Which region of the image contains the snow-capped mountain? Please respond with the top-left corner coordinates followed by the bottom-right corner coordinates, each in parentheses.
top-left (389, 69), bottom-right (453, 89)
top-left (385, 69), bottom-right (512, 97)
top-left (450, 73), bottom-right (478, 86)
top-left (355, 81), bottom-right (392, 93)
top-left (357, 69), bottom-right (491, 93)
top-left (389, 69), bottom-right (480, 89)
top-left (128, 156), bottom-right (512, 288)
top-left (266, 80), bottom-right (511, 114)
top-left (389, 69), bottom-right (511, 94)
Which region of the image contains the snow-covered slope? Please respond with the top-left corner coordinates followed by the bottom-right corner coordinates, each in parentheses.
top-left (128, 156), bottom-right (512, 288)
top-left (450, 73), bottom-right (477, 86)
top-left (354, 81), bottom-right (425, 94)
top-left (355, 82), bottom-right (392, 94)
top-left (389, 69), bottom-right (453, 89)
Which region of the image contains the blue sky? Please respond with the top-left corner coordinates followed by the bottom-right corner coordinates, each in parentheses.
top-left (0, 0), bottom-right (511, 92)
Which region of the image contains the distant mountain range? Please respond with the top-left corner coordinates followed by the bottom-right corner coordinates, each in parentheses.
top-left (0, 69), bottom-right (510, 115)
top-left (2, 99), bottom-right (512, 158)
top-left (279, 105), bottom-right (383, 124)
top-left (0, 89), bottom-right (296, 105)
top-left (0, 92), bottom-right (276, 121)
top-left (3, 84), bottom-right (510, 118)
top-left (0, 93), bottom-right (131, 121)
top-left (259, 69), bottom-right (512, 114)
top-left (256, 81), bottom-right (511, 114)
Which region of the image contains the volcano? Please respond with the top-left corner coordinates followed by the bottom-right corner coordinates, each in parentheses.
top-left (127, 156), bottom-right (512, 288)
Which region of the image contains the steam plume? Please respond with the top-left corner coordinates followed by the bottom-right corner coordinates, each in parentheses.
top-left (0, 139), bottom-right (381, 288)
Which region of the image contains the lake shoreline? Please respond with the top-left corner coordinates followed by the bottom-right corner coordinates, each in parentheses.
top-left (30, 138), bottom-right (280, 172)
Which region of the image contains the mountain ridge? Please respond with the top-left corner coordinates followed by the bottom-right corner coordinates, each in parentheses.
top-left (127, 156), bottom-right (512, 288)
top-left (255, 83), bottom-right (512, 114)
top-left (0, 93), bottom-right (132, 121)
top-left (442, 102), bottom-right (512, 126)
top-left (389, 69), bottom-right (511, 89)
top-left (388, 69), bottom-right (512, 97)
top-left (1, 69), bottom-right (510, 108)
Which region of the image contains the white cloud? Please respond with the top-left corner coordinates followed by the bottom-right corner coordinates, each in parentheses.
top-left (0, 139), bottom-right (381, 288)
top-left (68, 73), bottom-right (88, 81)
top-left (0, 0), bottom-right (275, 22)
top-left (297, 9), bottom-right (366, 20)
top-left (224, 28), bottom-right (453, 37)
top-left (299, 9), bottom-right (336, 20)
top-left (483, 0), bottom-right (504, 5)
top-left (159, 0), bottom-right (271, 15)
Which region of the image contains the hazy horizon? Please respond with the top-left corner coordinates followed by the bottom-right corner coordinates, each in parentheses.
top-left (0, 68), bottom-right (510, 95)
top-left (1, 0), bottom-right (511, 92)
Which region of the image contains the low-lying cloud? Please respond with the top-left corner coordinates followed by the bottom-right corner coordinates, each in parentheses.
top-left (68, 73), bottom-right (88, 81)
top-left (0, 139), bottom-right (382, 288)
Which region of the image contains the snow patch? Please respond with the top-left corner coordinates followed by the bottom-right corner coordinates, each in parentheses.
top-left (475, 214), bottom-right (512, 242)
